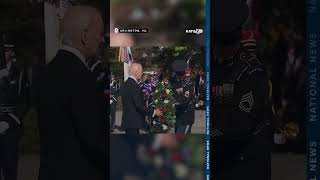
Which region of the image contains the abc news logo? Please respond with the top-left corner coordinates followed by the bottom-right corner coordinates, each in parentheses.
top-left (185, 29), bottom-right (203, 34)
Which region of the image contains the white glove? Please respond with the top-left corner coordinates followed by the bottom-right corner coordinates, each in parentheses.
top-left (110, 100), bottom-right (113, 104)
top-left (274, 133), bottom-right (286, 145)
top-left (176, 88), bottom-right (183, 94)
top-left (0, 121), bottom-right (9, 134)
top-left (0, 68), bottom-right (9, 79)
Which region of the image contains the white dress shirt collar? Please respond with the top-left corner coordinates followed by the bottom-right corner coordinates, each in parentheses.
top-left (61, 45), bottom-right (88, 68)
top-left (128, 76), bottom-right (139, 84)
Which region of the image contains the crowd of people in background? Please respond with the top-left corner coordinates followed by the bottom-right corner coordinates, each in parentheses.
top-left (247, 0), bottom-right (305, 152)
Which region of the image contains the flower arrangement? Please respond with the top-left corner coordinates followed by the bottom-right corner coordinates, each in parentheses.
top-left (148, 80), bottom-right (176, 133)
top-left (142, 82), bottom-right (155, 99)
top-left (137, 135), bottom-right (205, 180)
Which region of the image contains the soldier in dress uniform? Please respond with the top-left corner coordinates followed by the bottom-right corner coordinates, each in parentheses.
top-left (171, 60), bottom-right (195, 134)
top-left (212, 0), bottom-right (274, 179)
top-left (110, 74), bottom-right (120, 132)
top-left (0, 32), bottom-right (29, 180)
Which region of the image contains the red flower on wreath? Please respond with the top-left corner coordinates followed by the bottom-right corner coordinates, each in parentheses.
top-left (172, 152), bottom-right (183, 162)
top-left (160, 169), bottom-right (169, 177)
top-left (162, 93), bottom-right (167, 99)
top-left (160, 118), bottom-right (166, 124)
top-left (148, 150), bottom-right (156, 157)
top-left (162, 108), bottom-right (168, 113)
top-left (176, 134), bottom-right (186, 141)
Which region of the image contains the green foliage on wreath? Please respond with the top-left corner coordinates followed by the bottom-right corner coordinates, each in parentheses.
top-left (148, 81), bottom-right (176, 133)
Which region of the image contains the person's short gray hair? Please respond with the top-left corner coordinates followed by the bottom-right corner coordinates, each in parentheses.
top-left (129, 63), bottom-right (142, 76)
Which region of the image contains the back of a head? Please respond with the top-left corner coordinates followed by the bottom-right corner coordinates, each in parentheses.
top-left (129, 63), bottom-right (142, 75)
top-left (62, 6), bottom-right (100, 46)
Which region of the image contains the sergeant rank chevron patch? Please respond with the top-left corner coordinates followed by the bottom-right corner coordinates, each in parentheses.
top-left (239, 91), bottom-right (254, 112)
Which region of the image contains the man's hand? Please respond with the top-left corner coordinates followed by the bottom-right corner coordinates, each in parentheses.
top-left (0, 121), bottom-right (9, 134)
top-left (155, 109), bottom-right (163, 117)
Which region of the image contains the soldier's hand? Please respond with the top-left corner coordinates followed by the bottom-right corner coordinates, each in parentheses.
top-left (155, 109), bottom-right (163, 116)
top-left (176, 88), bottom-right (183, 94)
top-left (274, 132), bottom-right (286, 145)
top-left (0, 121), bottom-right (9, 134)
top-left (110, 100), bottom-right (113, 104)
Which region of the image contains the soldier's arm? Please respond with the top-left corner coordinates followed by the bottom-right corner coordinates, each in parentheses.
top-left (15, 69), bottom-right (30, 119)
top-left (4, 68), bottom-right (30, 133)
top-left (114, 83), bottom-right (121, 99)
top-left (188, 82), bottom-right (195, 101)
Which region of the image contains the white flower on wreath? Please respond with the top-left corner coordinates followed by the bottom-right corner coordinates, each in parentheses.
top-left (153, 121), bottom-right (156, 125)
top-left (166, 89), bottom-right (170, 94)
top-left (175, 163), bottom-right (188, 178)
top-left (154, 155), bottom-right (164, 168)
top-left (164, 100), bottom-right (169, 104)
top-left (155, 90), bottom-right (159, 93)
top-left (162, 124), bottom-right (168, 130)
top-left (155, 99), bottom-right (158, 103)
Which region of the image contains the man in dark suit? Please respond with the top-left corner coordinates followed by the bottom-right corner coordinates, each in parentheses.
top-left (120, 63), bottom-right (162, 135)
top-left (37, 6), bottom-right (107, 180)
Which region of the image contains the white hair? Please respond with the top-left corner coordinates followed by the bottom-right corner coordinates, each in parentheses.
top-left (61, 6), bottom-right (100, 46)
top-left (129, 63), bottom-right (142, 76)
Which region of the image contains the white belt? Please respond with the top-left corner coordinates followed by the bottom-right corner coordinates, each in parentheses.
top-left (8, 113), bottom-right (21, 125)
top-left (0, 106), bottom-right (15, 113)
top-left (185, 125), bottom-right (190, 134)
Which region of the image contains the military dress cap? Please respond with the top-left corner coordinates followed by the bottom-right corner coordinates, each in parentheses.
top-left (213, 0), bottom-right (249, 46)
top-left (172, 59), bottom-right (188, 75)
